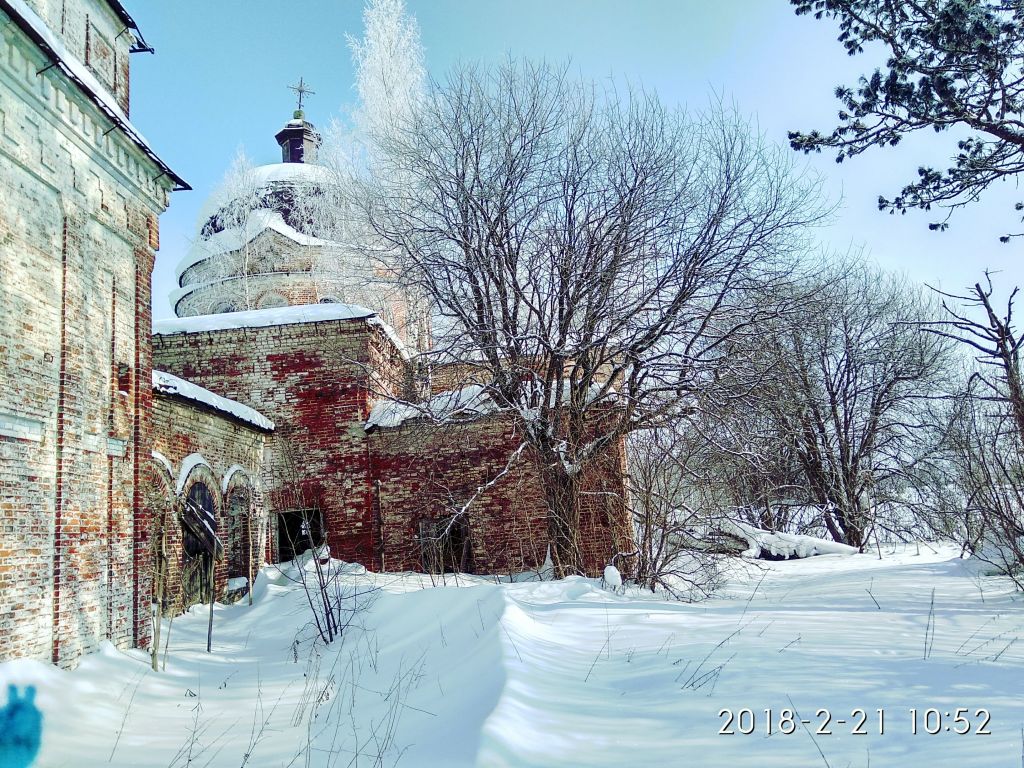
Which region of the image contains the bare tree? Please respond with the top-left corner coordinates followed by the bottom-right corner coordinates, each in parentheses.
top-left (925, 276), bottom-right (1024, 578)
top-left (914, 371), bottom-right (1024, 586)
top-left (749, 263), bottom-right (951, 548)
top-left (627, 427), bottom-right (733, 599)
top-left (929, 274), bottom-right (1024, 446)
top-left (359, 60), bottom-right (827, 575)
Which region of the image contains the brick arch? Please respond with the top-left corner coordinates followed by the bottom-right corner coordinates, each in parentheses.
top-left (222, 468), bottom-right (255, 583)
top-left (177, 462), bottom-right (223, 608)
top-left (179, 463), bottom-right (221, 520)
top-left (140, 455), bottom-right (176, 586)
top-left (256, 290), bottom-right (288, 309)
top-left (140, 456), bottom-right (181, 618)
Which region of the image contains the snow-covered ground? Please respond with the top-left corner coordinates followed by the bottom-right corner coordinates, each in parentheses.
top-left (2, 544), bottom-right (1023, 767)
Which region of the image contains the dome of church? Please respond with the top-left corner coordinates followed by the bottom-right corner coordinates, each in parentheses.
top-left (171, 108), bottom-right (427, 351)
top-left (172, 111), bottom-right (354, 317)
top-left (194, 161), bottom-right (337, 240)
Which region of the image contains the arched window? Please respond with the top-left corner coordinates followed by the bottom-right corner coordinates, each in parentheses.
top-left (226, 486), bottom-right (252, 581)
top-left (257, 291), bottom-right (288, 309)
top-left (209, 300), bottom-right (237, 314)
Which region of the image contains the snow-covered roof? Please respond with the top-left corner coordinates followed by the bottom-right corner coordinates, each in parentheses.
top-left (367, 316), bottom-right (411, 361)
top-left (195, 162), bottom-right (337, 231)
top-left (153, 370), bottom-right (274, 432)
top-left (365, 378), bottom-right (615, 431)
top-left (366, 384), bottom-right (498, 430)
top-left (153, 303), bottom-right (376, 337)
top-left (175, 208), bottom-right (345, 280)
top-left (1, 0), bottom-right (188, 190)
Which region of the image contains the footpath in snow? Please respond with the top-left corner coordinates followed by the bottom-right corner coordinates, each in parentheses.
top-left (1, 544), bottom-right (1022, 767)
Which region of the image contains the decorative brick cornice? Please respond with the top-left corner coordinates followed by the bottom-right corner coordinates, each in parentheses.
top-left (0, 8), bottom-right (179, 210)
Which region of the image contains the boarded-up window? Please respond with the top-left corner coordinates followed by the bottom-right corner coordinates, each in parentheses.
top-left (180, 481), bottom-right (221, 607)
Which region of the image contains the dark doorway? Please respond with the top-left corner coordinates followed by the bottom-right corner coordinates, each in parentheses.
top-left (419, 515), bottom-right (473, 574)
top-left (277, 508), bottom-right (324, 562)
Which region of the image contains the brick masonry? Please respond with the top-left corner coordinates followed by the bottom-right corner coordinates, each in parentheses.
top-left (154, 315), bottom-right (632, 579)
top-left (370, 412), bottom-right (633, 576)
top-left (153, 317), bottom-right (397, 568)
top-left (0, 0), bottom-right (175, 666)
top-left (0, 0), bottom-right (634, 670)
top-left (148, 392), bottom-right (268, 617)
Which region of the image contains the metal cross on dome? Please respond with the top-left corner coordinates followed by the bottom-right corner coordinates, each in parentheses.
top-left (288, 77), bottom-right (315, 111)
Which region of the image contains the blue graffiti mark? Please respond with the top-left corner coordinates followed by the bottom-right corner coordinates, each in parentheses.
top-left (0, 685), bottom-right (42, 768)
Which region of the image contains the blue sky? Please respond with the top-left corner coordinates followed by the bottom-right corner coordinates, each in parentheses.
top-left (127, 1), bottom-right (1023, 320)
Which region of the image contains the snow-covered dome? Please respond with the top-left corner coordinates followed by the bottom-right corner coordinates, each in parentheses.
top-left (172, 112), bottom-right (357, 318)
top-left (169, 110), bottom-right (428, 352)
top-left (193, 162), bottom-right (337, 243)
top-left (175, 163), bottom-right (342, 285)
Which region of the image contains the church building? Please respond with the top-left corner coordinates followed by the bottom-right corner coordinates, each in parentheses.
top-left (0, 0), bottom-right (186, 665)
top-left (151, 109), bottom-right (634, 595)
top-left (0, 0), bottom-right (633, 669)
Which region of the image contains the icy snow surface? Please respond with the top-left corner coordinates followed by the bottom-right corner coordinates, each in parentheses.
top-left (602, 564), bottom-right (622, 589)
top-left (153, 370), bottom-right (274, 432)
top-left (366, 384), bottom-right (497, 429)
top-left (3, 544), bottom-right (1022, 766)
top-left (153, 303), bottom-right (375, 336)
top-left (725, 519), bottom-right (859, 558)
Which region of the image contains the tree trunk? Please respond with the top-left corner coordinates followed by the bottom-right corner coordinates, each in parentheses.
top-left (151, 527), bottom-right (165, 672)
top-left (206, 555), bottom-right (215, 653)
top-left (542, 465), bottom-right (585, 578)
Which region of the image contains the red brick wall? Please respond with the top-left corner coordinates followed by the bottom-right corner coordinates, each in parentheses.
top-left (369, 415), bottom-right (550, 574)
top-left (152, 316), bottom-right (633, 579)
top-left (152, 318), bottom-right (399, 566)
top-left (369, 413), bottom-right (632, 577)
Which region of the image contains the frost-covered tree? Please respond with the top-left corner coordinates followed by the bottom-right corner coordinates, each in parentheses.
top-left (188, 150), bottom-right (269, 312)
top-left (790, 0), bottom-right (1024, 238)
top-left (347, 0), bottom-right (426, 149)
top-left (362, 60), bottom-right (827, 576)
top-left (305, 0), bottom-right (432, 348)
